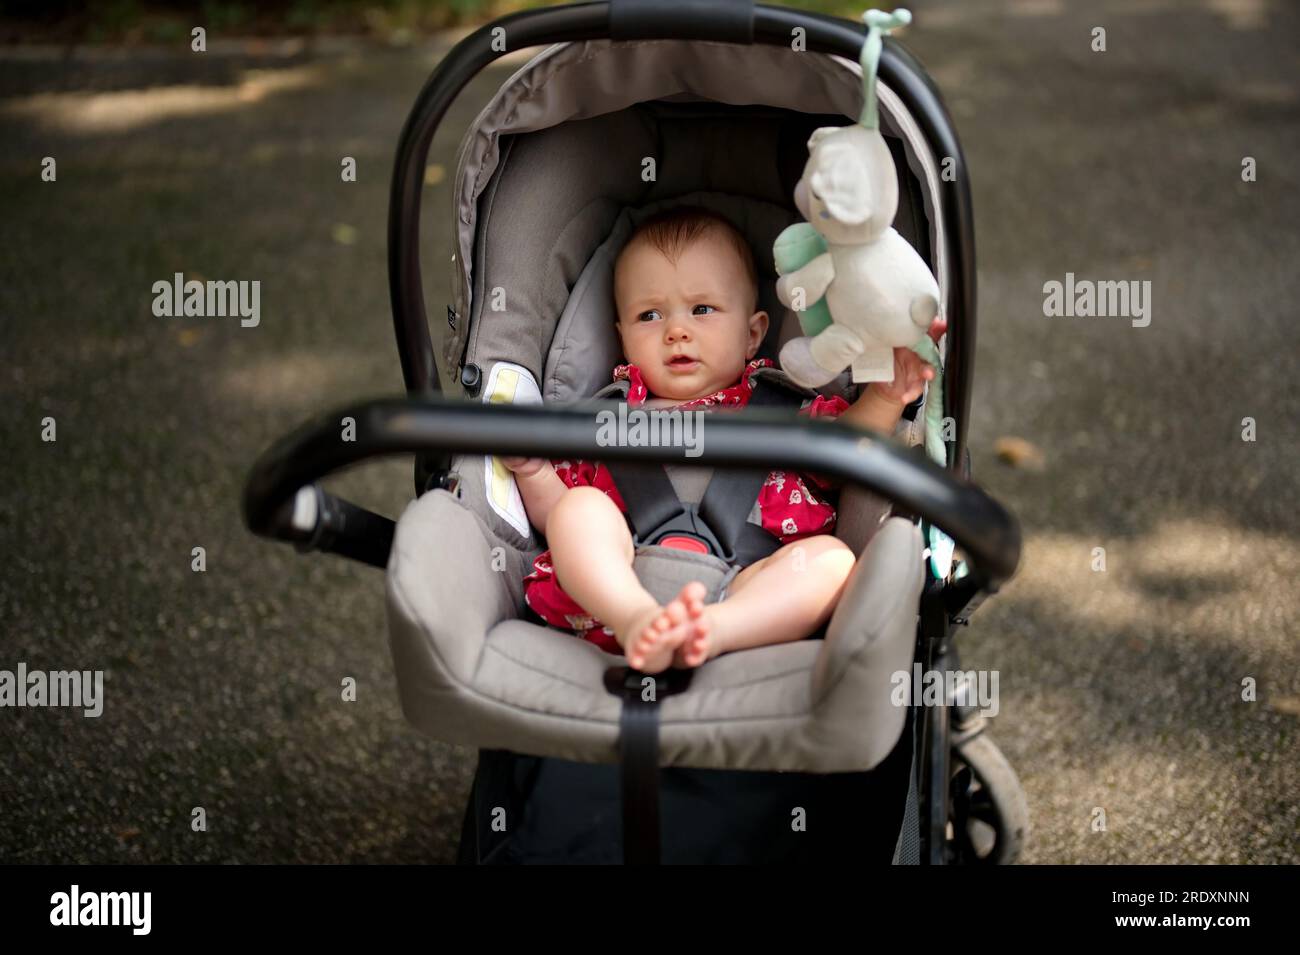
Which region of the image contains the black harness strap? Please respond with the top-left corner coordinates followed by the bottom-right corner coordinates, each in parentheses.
top-left (696, 463), bottom-right (773, 565)
top-left (604, 462), bottom-right (684, 544)
top-left (605, 376), bottom-right (806, 565)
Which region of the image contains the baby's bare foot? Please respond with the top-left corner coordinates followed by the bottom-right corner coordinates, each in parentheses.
top-left (677, 585), bottom-right (748, 669)
top-left (677, 611), bottom-right (720, 669)
top-left (621, 583), bottom-right (707, 674)
top-left (670, 583), bottom-right (712, 669)
top-left (617, 604), bottom-right (667, 672)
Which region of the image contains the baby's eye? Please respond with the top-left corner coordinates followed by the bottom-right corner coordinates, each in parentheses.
top-left (692, 304), bottom-right (716, 316)
top-left (637, 309), bottom-right (662, 323)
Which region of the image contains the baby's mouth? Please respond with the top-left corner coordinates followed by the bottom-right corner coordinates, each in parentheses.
top-left (666, 355), bottom-right (700, 372)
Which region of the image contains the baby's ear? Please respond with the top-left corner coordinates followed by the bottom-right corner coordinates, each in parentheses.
top-left (747, 309), bottom-right (770, 357)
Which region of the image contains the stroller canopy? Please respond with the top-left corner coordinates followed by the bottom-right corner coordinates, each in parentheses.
top-left (444, 38), bottom-right (950, 401)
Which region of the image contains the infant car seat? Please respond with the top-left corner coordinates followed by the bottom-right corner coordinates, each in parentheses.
top-left (389, 31), bottom-right (945, 859)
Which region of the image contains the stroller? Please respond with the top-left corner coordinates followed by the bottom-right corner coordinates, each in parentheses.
top-left (244, 0), bottom-right (1026, 864)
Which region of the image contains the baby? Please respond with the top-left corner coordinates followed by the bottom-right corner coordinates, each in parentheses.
top-left (504, 207), bottom-right (941, 674)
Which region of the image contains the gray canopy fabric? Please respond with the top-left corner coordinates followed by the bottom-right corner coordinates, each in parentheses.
top-left (445, 38), bottom-right (949, 386)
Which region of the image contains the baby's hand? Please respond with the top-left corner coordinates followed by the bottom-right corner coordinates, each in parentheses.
top-left (870, 317), bottom-right (947, 407)
top-left (501, 456), bottom-right (549, 477)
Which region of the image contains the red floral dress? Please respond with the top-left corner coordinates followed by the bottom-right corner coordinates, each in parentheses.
top-left (522, 358), bottom-right (849, 653)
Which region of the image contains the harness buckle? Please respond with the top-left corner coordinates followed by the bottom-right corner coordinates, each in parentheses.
top-left (657, 535), bottom-right (709, 554)
top-left (637, 502), bottom-right (735, 563)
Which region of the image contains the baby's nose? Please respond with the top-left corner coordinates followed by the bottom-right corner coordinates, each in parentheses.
top-left (664, 319), bottom-right (692, 341)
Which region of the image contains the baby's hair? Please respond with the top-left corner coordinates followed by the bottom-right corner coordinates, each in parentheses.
top-left (618, 206), bottom-right (759, 311)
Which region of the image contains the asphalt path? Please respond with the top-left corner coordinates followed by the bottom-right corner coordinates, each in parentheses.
top-left (1, 0), bottom-right (1295, 863)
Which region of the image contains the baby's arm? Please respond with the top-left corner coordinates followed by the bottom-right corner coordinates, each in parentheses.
top-left (841, 383), bottom-right (910, 435)
top-left (840, 316), bottom-right (947, 436)
top-left (500, 457), bottom-right (568, 536)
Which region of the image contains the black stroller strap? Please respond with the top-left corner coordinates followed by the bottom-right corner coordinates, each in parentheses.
top-left (605, 377), bottom-right (805, 565)
top-left (620, 693), bottom-right (661, 866)
top-left (605, 666), bottom-right (693, 865)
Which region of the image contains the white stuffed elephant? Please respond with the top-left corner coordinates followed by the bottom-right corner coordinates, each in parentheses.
top-left (776, 122), bottom-right (941, 387)
top-left (775, 7), bottom-right (941, 389)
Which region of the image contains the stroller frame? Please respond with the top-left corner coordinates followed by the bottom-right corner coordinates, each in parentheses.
top-left (244, 0), bottom-right (1024, 864)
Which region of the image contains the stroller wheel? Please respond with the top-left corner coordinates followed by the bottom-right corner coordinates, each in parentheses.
top-left (947, 732), bottom-right (1029, 865)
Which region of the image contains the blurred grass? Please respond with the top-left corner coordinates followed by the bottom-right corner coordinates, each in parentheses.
top-left (1, 0), bottom-right (869, 45)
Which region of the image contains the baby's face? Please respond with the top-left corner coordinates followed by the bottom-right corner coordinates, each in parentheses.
top-left (614, 229), bottom-right (769, 402)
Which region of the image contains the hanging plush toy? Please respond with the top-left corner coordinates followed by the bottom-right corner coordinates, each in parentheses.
top-left (775, 8), bottom-right (941, 391)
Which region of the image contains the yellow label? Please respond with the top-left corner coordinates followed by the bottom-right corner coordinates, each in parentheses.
top-left (487, 369), bottom-right (519, 509)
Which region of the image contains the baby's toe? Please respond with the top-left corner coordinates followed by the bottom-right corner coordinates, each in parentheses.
top-left (662, 599), bottom-right (687, 627)
top-left (682, 582), bottom-right (706, 609)
top-left (683, 636), bottom-right (708, 667)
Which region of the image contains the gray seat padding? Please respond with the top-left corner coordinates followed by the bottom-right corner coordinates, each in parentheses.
top-left (386, 489), bottom-right (923, 773)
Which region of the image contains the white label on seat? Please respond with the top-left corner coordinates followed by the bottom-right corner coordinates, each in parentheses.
top-left (482, 362), bottom-right (542, 538)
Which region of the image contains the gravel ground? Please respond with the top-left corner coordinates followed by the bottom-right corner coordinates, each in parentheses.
top-left (1, 0), bottom-right (1296, 864)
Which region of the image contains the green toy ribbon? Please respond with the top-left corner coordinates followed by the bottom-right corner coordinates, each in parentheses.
top-left (914, 331), bottom-right (958, 580)
top-left (862, 8), bottom-right (941, 467)
top-left (864, 8), bottom-right (956, 578)
top-left (859, 8), bottom-right (911, 130)
top-left (908, 334), bottom-right (946, 467)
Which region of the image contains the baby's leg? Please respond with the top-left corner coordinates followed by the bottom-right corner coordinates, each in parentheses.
top-left (547, 486), bottom-right (706, 673)
top-left (676, 535), bottom-right (855, 668)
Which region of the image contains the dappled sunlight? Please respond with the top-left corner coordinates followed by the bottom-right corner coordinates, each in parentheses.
top-left (1235, 80), bottom-right (1299, 104)
top-left (1205, 0), bottom-right (1270, 30)
top-left (1002, 518), bottom-right (1295, 641)
top-left (0, 65), bottom-right (326, 134)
